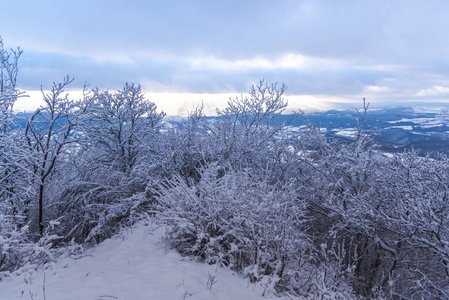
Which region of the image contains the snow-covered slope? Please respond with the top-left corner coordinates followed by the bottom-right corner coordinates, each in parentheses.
top-left (0, 221), bottom-right (285, 300)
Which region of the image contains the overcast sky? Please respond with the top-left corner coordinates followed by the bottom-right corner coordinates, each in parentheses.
top-left (2, 0), bottom-right (449, 115)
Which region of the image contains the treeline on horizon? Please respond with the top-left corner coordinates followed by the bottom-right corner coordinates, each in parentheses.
top-left (1, 39), bottom-right (449, 299)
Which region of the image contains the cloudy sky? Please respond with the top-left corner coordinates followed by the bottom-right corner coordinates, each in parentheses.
top-left (2, 0), bottom-right (449, 115)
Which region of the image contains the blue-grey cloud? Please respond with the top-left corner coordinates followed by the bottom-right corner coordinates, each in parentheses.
top-left (3, 0), bottom-right (448, 62)
top-left (14, 49), bottom-right (446, 102)
top-left (2, 0), bottom-right (449, 106)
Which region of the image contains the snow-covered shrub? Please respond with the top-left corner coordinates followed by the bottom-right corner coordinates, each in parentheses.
top-left (160, 105), bottom-right (211, 184)
top-left (319, 149), bottom-right (449, 298)
top-left (374, 151), bottom-right (449, 298)
top-left (0, 214), bottom-right (30, 274)
top-left (295, 102), bottom-right (449, 298)
top-left (51, 175), bottom-right (152, 244)
top-left (0, 214), bottom-right (60, 277)
top-left (155, 164), bottom-right (309, 290)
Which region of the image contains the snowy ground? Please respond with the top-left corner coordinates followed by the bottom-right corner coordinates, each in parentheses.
top-left (0, 221), bottom-right (288, 300)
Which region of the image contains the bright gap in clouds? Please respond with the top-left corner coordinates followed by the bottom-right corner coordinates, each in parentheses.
top-left (14, 89), bottom-right (341, 117)
top-left (12, 46), bottom-right (449, 115)
top-left (12, 52), bottom-right (360, 116)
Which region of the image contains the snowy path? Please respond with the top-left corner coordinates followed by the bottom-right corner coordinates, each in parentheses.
top-left (0, 222), bottom-right (285, 300)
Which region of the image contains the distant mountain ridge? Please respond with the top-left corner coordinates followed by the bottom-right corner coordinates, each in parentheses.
top-left (289, 106), bottom-right (449, 155)
top-left (15, 106), bottom-right (449, 156)
top-left (199, 106), bottom-right (449, 156)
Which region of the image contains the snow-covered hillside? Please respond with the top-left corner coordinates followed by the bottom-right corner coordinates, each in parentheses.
top-left (0, 221), bottom-right (285, 300)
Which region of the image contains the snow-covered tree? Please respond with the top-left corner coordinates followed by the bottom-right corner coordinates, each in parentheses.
top-left (0, 38), bottom-right (25, 214)
top-left (82, 82), bottom-right (165, 175)
top-left (209, 80), bottom-right (297, 174)
top-left (0, 37), bottom-right (23, 133)
top-left (0, 39), bottom-right (57, 273)
top-left (23, 76), bottom-right (80, 236)
top-left (52, 83), bottom-right (165, 242)
top-left (0, 37), bottom-right (29, 241)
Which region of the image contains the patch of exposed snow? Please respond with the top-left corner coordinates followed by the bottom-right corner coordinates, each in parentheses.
top-left (389, 125), bottom-right (413, 130)
top-left (333, 128), bottom-right (356, 138)
top-left (388, 117), bottom-right (445, 128)
top-left (412, 106), bottom-right (449, 114)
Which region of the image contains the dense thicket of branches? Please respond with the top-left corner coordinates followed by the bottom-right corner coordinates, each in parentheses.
top-left (1, 40), bottom-right (449, 299)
